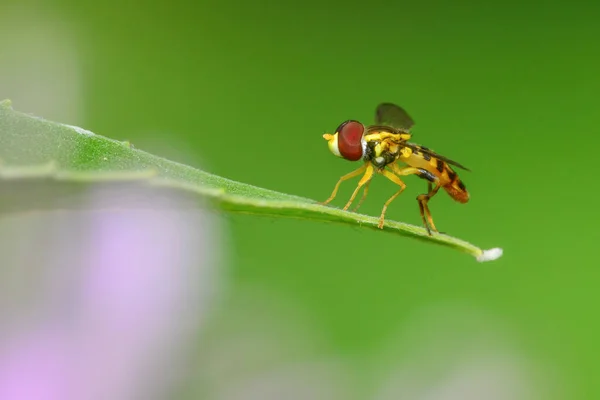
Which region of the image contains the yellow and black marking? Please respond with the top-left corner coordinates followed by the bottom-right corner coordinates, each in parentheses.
top-left (399, 143), bottom-right (470, 205)
top-left (322, 103), bottom-right (471, 235)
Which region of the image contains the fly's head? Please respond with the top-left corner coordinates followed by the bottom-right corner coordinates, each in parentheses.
top-left (322, 120), bottom-right (366, 162)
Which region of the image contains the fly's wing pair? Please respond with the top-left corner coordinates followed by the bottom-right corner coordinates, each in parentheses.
top-left (375, 103), bottom-right (470, 171)
top-left (374, 102), bottom-right (415, 132)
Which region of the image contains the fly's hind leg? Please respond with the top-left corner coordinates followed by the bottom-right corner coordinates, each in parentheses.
top-left (417, 182), bottom-right (442, 236)
top-left (389, 164), bottom-right (442, 235)
top-left (321, 164), bottom-right (367, 206)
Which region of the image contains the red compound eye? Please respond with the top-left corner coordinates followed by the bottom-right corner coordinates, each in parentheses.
top-left (336, 120), bottom-right (364, 161)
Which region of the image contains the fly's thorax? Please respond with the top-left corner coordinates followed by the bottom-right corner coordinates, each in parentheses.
top-left (365, 137), bottom-right (402, 168)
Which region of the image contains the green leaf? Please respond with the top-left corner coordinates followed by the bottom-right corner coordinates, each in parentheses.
top-left (0, 99), bottom-right (502, 262)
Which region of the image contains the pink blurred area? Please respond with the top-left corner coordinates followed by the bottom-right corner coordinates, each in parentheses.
top-left (0, 186), bottom-right (222, 400)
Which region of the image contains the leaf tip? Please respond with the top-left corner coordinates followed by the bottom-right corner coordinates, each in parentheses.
top-left (476, 247), bottom-right (503, 262)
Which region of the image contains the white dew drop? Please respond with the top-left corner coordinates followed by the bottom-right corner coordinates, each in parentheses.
top-left (477, 247), bottom-right (503, 262)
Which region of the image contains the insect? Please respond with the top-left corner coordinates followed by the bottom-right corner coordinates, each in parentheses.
top-left (321, 103), bottom-right (470, 235)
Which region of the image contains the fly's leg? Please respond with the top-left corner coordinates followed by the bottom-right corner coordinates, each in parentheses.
top-left (389, 164), bottom-right (442, 235)
top-left (417, 183), bottom-right (442, 236)
top-left (351, 179), bottom-right (372, 212)
top-left (378, 169), bottom-right (408, 229)
top-left (321, 164), bottom-right (367, 206)
top-left (379, 164), bottom-right (426, 229)
top-left (343, 164), bottom-right (374, 210)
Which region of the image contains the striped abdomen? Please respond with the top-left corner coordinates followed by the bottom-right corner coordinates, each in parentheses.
top-left (400, 147), bottom-right (470, 203)
top-left (440, 163), bottom-right (469, 203)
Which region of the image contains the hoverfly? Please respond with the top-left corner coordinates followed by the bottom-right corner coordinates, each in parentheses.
top-left (321, 103), bottom-right (470, 235)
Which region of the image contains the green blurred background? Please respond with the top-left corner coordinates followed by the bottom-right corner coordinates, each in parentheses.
top-left (2, 0), bottom-right (599, 398)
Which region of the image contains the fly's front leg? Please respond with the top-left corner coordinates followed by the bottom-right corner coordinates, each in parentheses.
top-left (321, 164), bottom-right (367, 206)
top-left (343, 164), bottom-right (374, 211)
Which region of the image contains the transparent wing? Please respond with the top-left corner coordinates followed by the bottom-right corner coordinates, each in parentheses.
top-left (406, 143), bottom-right (471, 172)
top-left (375, 103), bottom-right (415, 131)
